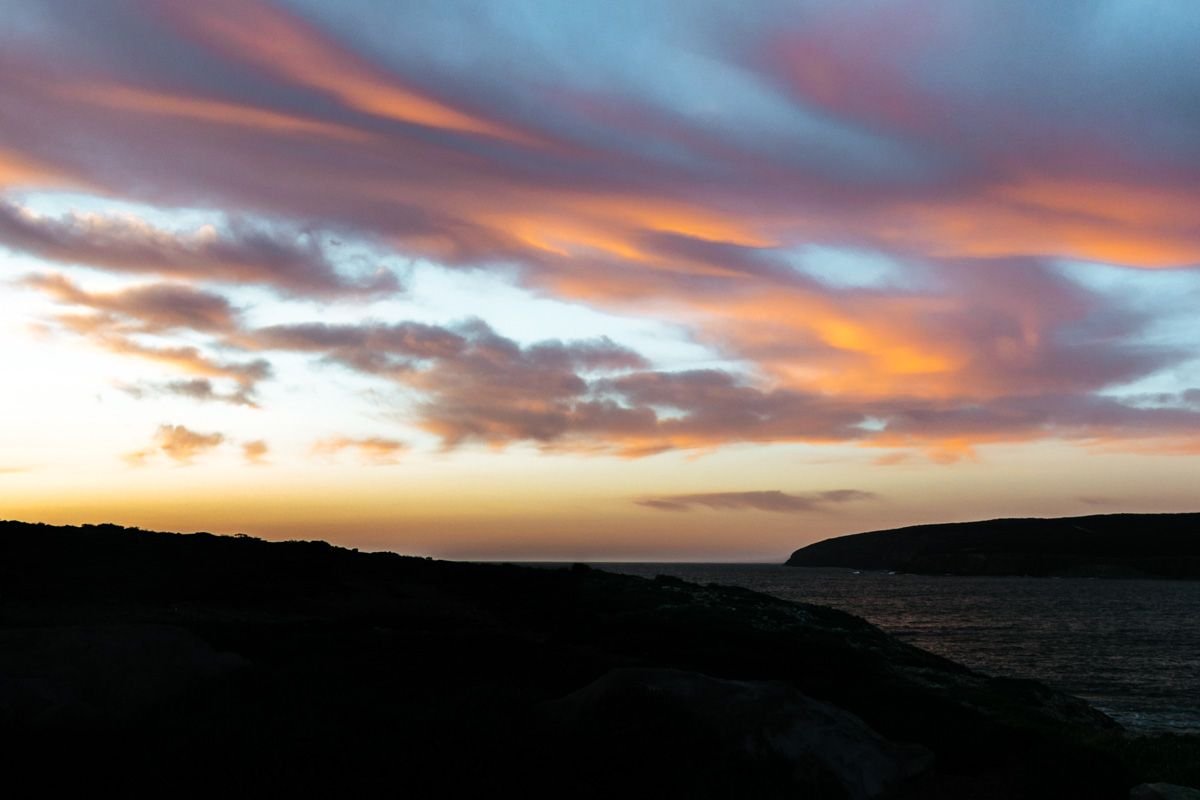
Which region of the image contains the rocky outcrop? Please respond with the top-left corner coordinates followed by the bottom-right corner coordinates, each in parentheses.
top-left (0, 519), bottom-right (1194, 797)
top-left (543, 667), bottom-right (932, 800)
top-left (0, 624), bottom-right (245, 726)
top-left (1131, 784), bottom-right (1200, 800)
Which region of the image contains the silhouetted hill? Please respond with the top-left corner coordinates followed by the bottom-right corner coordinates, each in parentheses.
top-left (786, 513), bottom-right (1200, 578)
top-left (1, 520), bottom-right (1196, 798)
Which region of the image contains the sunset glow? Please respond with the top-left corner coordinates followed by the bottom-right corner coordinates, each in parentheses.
top-left (2, 1), bottom-right (1199, 559)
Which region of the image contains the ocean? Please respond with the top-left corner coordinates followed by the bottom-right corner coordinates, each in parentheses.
top-left (590, 563), bottom-right (1200, 734)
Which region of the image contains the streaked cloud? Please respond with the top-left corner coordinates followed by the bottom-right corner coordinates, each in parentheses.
top-left (21, 273), bottom-right (270, 405)
top-left (1, 1), bottom-right (1198, 557)
top-left (637, 489), bottom-right (878, 513)
top-left (20, 272), bottom-right (240, 334)
top-left (0, 200), bottom-right (399, 296)
top-left (19, 263), bottom-right (1200, 460)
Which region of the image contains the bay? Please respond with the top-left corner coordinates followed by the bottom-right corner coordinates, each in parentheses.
top-left (593, 563), bottom-right (1200, 733)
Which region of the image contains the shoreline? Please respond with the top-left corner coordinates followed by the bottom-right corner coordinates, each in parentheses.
top-left (3, 520), bottom-right (1198, 796)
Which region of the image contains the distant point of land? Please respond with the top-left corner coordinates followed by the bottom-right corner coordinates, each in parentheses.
top-left (786, 512), bottom-right (1200, 578)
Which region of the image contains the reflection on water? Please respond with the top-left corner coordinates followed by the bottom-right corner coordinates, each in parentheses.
top-left (595, 563), bottom-right (1200, 733)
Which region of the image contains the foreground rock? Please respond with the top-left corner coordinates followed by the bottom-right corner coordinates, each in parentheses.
top-left (1131, 785), bottom-right (1200, 800)
top-left (0, 623), bottom-right (244, 726)
top-left (1, 520), bottom-right (1196, 797)
top-left (544, 668), bottom-right (932, 799)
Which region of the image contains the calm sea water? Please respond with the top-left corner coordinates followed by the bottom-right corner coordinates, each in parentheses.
top-left (591, 564), bottom-right (1200, 733)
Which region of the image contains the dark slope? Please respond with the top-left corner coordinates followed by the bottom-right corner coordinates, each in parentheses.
top-left (787, 513), bottom-right (1200, 578)
top-left (1, 521), bottom-right (1195, 798)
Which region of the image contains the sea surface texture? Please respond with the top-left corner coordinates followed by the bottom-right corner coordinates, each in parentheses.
top-left (596, 564), bottom-right (1200, 733)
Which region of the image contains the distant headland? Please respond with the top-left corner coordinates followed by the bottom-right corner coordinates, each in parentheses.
top-left (786, 513), bottom-right (1200, 579)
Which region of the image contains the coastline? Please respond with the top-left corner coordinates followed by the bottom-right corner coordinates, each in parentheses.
top-left (2, 521), bottom-right (1197, 797)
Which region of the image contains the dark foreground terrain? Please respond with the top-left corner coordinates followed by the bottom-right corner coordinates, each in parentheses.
top-left (787, 513), bottom-right (1200, 579)
top-left (2, 521), bottom-right (1196, 798)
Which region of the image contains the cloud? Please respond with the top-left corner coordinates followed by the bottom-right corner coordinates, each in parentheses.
top-left (636, 489), bottom-right (879, 513)
top-left (21, 273), bottom-right (270, 405)
top-left (101, 337), bottom-right (270, 402)
top-left (235, 311), bottom-right (1200, 459)
top-left (240, 318), bottom-right (660, 451)
top-left (161, 378), bottom-right (259, 407)
top-left (21, 263), bottom-right (1200, 461)
top-left (125, 424), bottom-right (225, 465)
top-left (0, 201), bottom-right (399, 296)
top-left (20, 272), bottom-right (240, 334)
top-left (120, 379), bottom-right (256, 407)
top-left (247, 320), bottom-right (468, 377)
top-left (242, 440), bottom-right (269, 465)
top-left (160, 0), bottom-right (538, 145)
top-left (405, 322), bottom-right (653, 449)
top-left (311, 436), bottom-right (407, 464)
top-left (0, 147), bottom-right (68, 190)
top-left (4, 0), bottom-right (1197, 280)
top-left (543, 254), bottom-right (1182, 404)
top-left (3, 1), bottom-right (1200, 463)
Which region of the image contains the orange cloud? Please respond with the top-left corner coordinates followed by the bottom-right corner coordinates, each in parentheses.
top-left (311, 436), bottom-right (407, 464)
top-left (886, 186), bottom-right (1200, 268)
top-left (126, 424), bottom-right (225, 465)
top-left (4, 0), bottom-right (1199, 468)
top-left (0, 149), bottom-right (71, 190)
top-left (242, 440), bottom-right (270, 464)
top-left (63, 83), bottom-right (369, 143)
top-left (163, 0), bottom-right (537, 144)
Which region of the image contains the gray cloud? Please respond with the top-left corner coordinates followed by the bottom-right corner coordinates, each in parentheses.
top-left (125, 378), bottom-right (259, 407)
top-left (0, 201), bottom-right (399, 296)
top-left (636, 489), bottom-right (879, 513)
top-left (21, 272), bottom-right (240, 333)
top-left (22, 273), bottom-right (271, 405)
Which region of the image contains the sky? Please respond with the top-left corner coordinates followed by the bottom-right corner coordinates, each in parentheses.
top-left (2, 0), bottom-right (1199, 561)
